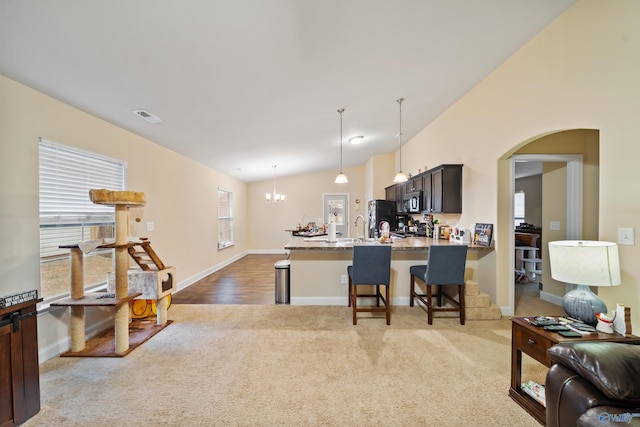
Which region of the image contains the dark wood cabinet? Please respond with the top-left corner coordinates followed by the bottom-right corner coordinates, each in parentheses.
top-left (405, 176), bottom-right (423, 192)
top-left (384, 185), bottom-right (396, 202)
top-left (1, 299), bottom-right (41, 427)
top-left (423, 164), bottom-right (462, 214)
top-left (385, 164), bottom-right (462, 215)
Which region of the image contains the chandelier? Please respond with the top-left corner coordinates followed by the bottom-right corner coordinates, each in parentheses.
top-left (266, 165), bottom-right (285, 203)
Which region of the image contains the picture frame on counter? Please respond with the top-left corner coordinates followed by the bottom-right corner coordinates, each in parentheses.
top-left (474, 223), bottom-right (494, 247)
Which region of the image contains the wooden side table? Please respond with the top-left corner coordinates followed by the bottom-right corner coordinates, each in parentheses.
top-left (510, 316), bottom-right (640, 425)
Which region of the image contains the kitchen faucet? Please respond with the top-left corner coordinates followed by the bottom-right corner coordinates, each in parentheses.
top-left (354, 215), bottom-right (366, 240)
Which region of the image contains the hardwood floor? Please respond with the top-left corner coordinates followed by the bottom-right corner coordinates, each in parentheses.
top-left (172, 254), bottom-right (283, 304)
top-left (172, 254), bottom-right (562, 313)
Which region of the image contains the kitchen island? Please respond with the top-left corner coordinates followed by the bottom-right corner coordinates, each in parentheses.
top-left (285, 236), bottom-right (495, 306)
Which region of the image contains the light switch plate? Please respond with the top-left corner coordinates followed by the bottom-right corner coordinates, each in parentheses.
top-left (147, 222), bottom-right (154, 232)
top-left (550, 221), bottom-right (561, 231)
top-left (618, 227), bottom-right (634, 246)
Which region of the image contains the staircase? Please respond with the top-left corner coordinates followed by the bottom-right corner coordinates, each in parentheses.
top-left (464, 280), bottom-right (502, 320)
top-left (127, 238), bottom-right (166, 271)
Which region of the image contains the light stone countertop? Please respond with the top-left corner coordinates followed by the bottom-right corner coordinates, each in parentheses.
top-left (284, 236), bottom-right (494, 251)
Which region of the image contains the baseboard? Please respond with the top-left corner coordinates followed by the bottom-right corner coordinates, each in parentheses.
top-left (540, 290), bottom-right (563, 307)
top-left (175, 249), bottom-right (287, 293)
top-left (500, 306), bottom-right (513, 316)
top-left (247, 249), bottom-right (288, 255)
top-left (175, 251), bottom-right (248, 292)
top-left (38, 314), bottom-right (113, 362)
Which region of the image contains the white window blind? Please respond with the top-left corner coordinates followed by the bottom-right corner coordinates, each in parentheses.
top-left (39, 139), bottom-right (127, 299)
top-left (218, 189), bottom-right (234, 249)
top-left (39, 139), bottom-right (127, 226)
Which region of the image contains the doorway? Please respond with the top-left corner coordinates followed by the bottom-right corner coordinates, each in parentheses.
top-left (323, 193), bottom-right (350, 238)
top-left (500, 129), bottom-right (600, 316)
top-left (510, 154), bottom-right (584, 315)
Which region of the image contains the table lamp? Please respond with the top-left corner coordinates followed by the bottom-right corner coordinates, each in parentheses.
top-left (548, 240), bottom-right (621, 326)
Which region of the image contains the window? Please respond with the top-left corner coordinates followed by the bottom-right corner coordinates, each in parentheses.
top-left (39, 139), bottom-right (127, 300)
top-left (218, 188), bottom-right (234, 249)
top-left (514, 191), bottom-right (525, 227)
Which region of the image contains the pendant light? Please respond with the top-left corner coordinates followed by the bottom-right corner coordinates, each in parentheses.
top-left (393, 97), bottom-right (408, 183)
top-left (266, 165), bottom-right (285, 203)
top-left (335, 108), bottom-right (348, 184)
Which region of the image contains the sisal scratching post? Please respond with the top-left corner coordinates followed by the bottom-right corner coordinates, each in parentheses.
top-left (114, 205), bottom-right (129, 353)
top-left (70, 306), bottom-right (85, 352)
top-left (89, 189), bottom-right (146, 355)
top-left (156, 295), bottom-right (168, 325)
top-left (69, 248), bottom-right (85, 351)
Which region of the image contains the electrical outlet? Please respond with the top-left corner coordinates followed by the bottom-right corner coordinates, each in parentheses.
top-left (618, 227), bottom-right (634, 246)
top-left (341, 274), bottom-right (348, 285)
top-left (147, 222), bottom-right (154, 232)
top-left (550, 221), bottom-right (561, 231)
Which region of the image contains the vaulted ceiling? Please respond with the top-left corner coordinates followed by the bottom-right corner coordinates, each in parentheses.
top-left (0, 0), bottom-right (575, 182)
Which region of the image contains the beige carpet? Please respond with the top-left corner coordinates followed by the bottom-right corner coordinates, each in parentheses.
top-left (26, 305), bottom-right (545, 426)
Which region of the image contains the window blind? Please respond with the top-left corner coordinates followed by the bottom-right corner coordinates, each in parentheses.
top-left (39, 139), bottom-right (127, 225)
top-left (218, 188), bottom-right (234, 249)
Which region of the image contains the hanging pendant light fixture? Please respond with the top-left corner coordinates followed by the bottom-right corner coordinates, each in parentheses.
top-left (393, 97), bottom-right (408, 183)
top-left (335, 108), bottom-right (348, 184)
top-left (266, 165), bottom-right (285, 203)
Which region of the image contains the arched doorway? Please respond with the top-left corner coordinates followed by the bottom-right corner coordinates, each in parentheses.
top-left (497, 129), bottom-right (599, 316)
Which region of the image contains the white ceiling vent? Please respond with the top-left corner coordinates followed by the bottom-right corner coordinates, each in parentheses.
top-left (132, 109), bottom-right (162, 123)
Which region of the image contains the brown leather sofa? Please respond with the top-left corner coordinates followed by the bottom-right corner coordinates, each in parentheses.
top-left (545, 342), bottom-right (640, 427)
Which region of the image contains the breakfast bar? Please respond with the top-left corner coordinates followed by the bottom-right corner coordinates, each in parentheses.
top-left (285, 237), bottom-right (495, 306)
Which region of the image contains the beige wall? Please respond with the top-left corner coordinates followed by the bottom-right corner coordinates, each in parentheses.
top-left (0, 75), bottom-right (248, 357)
top-left (247, 165), bottom-right (366, 250)
top-left (397, 1), bottom-right (640, 328)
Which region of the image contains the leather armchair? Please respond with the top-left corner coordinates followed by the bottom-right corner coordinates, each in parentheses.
top-left (545, 342), bottom-right (640, 427)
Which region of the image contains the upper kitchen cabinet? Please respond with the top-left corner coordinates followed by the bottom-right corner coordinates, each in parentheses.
top-left (385, 185), bottom-right (396, 202)
top-left (386, 184), bottom-right (406, 214)
top-left (406, 175), bottom-right (423, 192)
top-left (424, 164), bottom-right (462, 214)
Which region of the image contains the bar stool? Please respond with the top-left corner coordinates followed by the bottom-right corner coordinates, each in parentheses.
top-left (409, 245), bottom-right (468, 325)
top-left (347, 245), bottom-right (392, 325)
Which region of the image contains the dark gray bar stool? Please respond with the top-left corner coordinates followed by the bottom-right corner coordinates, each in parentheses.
top-left (347, 245), bottom-right (392, 325)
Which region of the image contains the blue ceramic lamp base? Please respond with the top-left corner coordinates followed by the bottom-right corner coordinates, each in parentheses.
top-left (562, 284), bottom-right (607, 326)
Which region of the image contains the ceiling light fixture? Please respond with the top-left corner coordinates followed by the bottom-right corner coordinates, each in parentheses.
top-left (335, 108), bottom-right (348, 184)
top-left (393, 97), bottom-right (408, 183)
top-left (266, 165), bottom-right (285, 203)
top-left (349, 135), bottom-right (364, 145)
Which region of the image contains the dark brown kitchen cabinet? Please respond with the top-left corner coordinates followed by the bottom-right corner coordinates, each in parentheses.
top-left (1, 299), bottom-right (42, 427)
top-left (424, 164), bottom-right (462, 214)
top-left (394, 184), bottom-right (406, 213)
top-left (406, 176), bottom-right (423, 192)
top-left (385, 185), bottom-right (396, 202)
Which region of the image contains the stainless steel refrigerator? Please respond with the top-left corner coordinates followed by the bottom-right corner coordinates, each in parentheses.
top-left (367, 200), bottom-right (396, 238)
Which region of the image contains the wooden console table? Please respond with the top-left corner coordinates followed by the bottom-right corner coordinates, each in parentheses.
top-left (510, 316), bottom-right (640, 425)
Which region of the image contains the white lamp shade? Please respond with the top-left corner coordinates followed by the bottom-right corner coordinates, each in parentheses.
top-left (335, 172), bottom-right (348, 184)
top-left (393, 171), bottom-right (408, 183)
top-left (548, 240), bottom-right (621, 287)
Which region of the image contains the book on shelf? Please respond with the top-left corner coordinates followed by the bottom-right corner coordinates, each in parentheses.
top-left (521, 380), bottom-right (546, 407)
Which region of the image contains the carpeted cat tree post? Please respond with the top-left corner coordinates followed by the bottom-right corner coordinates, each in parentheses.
top-left (89, 189), bottom-right (146, 354)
